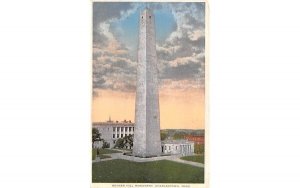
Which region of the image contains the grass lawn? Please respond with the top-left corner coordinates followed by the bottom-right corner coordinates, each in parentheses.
top-left (99, 154), bottom-right (111, 159)
top-left (92, 159), bottom-right (204, 183)
top-left (98, 149), bottom-right (122, 154)
top-left (180, 155), bottom-right (204, 164)
top-left (93, 149), bottom-right (121, 160)
top-left (92, 149), bottom-right (97, 160)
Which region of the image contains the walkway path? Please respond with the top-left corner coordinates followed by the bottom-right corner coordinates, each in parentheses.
top-left (168, 157), bottom-right (204, 168)
top-left (93, 151), bottom-right (204, 168)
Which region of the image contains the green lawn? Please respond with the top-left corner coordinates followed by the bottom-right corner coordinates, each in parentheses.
top-left (99, 154), bottom-right (111, 159)
top-left (92, 159), bottom-right (204, 183)
top-left (92, 149), bottom-right (121, 160)
top-left (98, 149), bottom-right (122, 154)
top-left (92, 149), bottom-right (97, 160)
top-left (180, 155), bottom-right (204, 164)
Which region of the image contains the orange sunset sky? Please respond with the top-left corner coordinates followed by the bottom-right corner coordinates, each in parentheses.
top-left (92, 87), bottom-right (205, 129)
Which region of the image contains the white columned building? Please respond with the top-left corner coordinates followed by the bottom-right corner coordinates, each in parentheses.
top-left (92, 119), bottom-right (134, 148)
top-left (161, 140), bottom-right (195, 156)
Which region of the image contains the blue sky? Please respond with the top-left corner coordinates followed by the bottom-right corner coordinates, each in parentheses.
top-left (110, 4), bottom-right (177, 56)
top-left (93, 2), bottom-right (205, 93)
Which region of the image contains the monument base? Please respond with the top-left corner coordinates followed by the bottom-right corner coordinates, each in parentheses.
top-left (133, 155), bottom-right (161, 158)
top-left (125, 152), bottom-right (162, 158)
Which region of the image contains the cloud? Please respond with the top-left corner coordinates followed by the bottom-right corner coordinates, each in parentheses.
top-left (168, 52), bottom-right (204, 67)
top-left (93, 2), bottom-right (205, 94)
top-left (93, 2), bottom-right (138, 45)
top-left (160, 79), bottom-right (203, 91)
top-left (93, 53), bottom-right (137, 92)
top-left (188, 29), bottom-right (204, 41)
top-left (93, 2), bottom-right (134, 24)
top-left (155, 3), bottom-right (205, 90)
top-left (93, 2), bottom-right (139, 93)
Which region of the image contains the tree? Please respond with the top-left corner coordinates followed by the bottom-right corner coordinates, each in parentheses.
top-left (123, 134), bottom-right (133, 149)
top-left (160, 132), bottom-right (167, 141)
top-left (173, 132), bottom-right (186, 140)
top-left (114, 134), bottom-right (134, 149)
top-left (114, 138), bottom-right (125, 149)
top-left (92, 128), bottom-right (102, 148)
top-left (102, 141), bottom-right (110, 149)
top-left (194, 144), bottom-right (205, 154)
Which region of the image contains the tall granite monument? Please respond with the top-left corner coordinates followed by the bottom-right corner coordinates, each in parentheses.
top-left (133, 8), bottom-right (162, 157)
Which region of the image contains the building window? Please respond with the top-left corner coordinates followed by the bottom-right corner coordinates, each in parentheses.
top-left (117, 127), bottom-right (120, 131)
top-left (125, 134), bottom-right (127, 137)
top-left (164, 146), bottom-right (167, 150)
top-left (121, 127), bottom-right (124, 131)
top-left (133, 127), bottom-right (134, 131)
top-left (121, 134), bottom-right (123, 138)
top-left (113, 127), bottom-right (115, 131)
top-left (125, 127), bottom-right (128, 131)
top-left (113, 140), bottom-right (116, 144)
top-left (129, 127), bottom-right (131, 131)
top-left (117, 134), bottom-right (119, 138)
top-left (113, 134), bottom-right (115, 138)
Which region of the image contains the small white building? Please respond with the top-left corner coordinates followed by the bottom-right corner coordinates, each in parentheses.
top-left (161, 139), bottom-right (194, 156)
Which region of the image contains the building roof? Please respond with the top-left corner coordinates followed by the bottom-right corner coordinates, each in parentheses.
top-left (92, 122), bottom-right (134, 127)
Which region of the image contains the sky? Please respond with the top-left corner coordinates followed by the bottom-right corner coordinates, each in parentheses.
top-left (92, 2), bottom-right (205, 129)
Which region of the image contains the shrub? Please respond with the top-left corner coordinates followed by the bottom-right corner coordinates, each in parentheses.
top-left (194, 144), bottom-right (204, 154)
top-left (102, 141), bottom-right (110, 149)
top-left (160, 132), bottom-right (167, 140)
top-left (173, 132), bottom-right (186, 140)
top-left (92, 149), bottom-right (97, 160)
top-left (114, 138), bottom-right (125, 149)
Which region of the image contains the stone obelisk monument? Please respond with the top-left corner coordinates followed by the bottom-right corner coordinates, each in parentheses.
top-left (133, 8), bottom-right (161, 157)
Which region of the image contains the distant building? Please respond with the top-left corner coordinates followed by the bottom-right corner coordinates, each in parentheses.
top-left (161, 139), bottom-right (194, 156)
top-left (184, 135), bottom-right (205, 145)
top-left (92, 117), bottom-right (134, 148)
